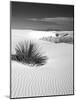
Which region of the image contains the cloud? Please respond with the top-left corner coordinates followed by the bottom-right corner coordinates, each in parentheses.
top-left (40, 17), bottom-right (73, 26)
top-left (28, 17), bottom-right (73, 22)
top-left (12, 17), bottom-right (73, 31)
top-left (40, 17), bottom-right (73, 21)
top-left (27, 17), bottom-right (73, 31)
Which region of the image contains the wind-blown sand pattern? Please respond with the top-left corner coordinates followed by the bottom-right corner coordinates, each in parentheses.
top-left (11, 30), bottom-right (73, 98)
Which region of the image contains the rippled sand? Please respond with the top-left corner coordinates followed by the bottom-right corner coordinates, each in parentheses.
top-left (11, 30), bottom-right (73, 98)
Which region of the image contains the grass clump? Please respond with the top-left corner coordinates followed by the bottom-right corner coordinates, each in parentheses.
top-left (11, 41), bottom-right (47, 67)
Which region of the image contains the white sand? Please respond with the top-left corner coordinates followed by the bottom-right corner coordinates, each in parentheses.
top-left (11, 30), bottom-right (73, 98)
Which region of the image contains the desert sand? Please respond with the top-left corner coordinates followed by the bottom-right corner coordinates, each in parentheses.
top-left (11, 29), bottom-right (73, 98)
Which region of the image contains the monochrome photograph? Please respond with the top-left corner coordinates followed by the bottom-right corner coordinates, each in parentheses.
top-left (10, 1), bottom-right (74, 98)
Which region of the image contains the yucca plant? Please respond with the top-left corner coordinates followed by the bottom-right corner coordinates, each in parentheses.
top-left (11, 41), bottom-right (48, 66)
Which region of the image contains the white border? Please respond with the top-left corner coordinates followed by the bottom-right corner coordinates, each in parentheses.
top-left (0, 0), bottom-right (75, 100)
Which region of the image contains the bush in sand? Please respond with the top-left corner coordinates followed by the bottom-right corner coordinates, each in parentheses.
top-left (11, 41), bottom-right (48, 67)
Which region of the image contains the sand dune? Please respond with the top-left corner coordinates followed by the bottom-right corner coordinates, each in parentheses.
top-left (11, 30), bottom-right (73, 98)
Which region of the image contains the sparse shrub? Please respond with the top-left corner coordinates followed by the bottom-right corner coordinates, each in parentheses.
top-left (11, 41), bottom-right (48, 67)
top-left (56, 33), bottom-right (59, 37)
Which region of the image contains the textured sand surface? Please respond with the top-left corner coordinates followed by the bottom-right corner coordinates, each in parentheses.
top-left (11, 30), bottom-right (73, 98)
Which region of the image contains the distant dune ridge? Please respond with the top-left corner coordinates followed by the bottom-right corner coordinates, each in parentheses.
top-left (40, 31), bottom-right (73, 44)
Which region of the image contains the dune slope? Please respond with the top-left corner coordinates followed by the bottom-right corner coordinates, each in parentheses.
top-left (11, 39), bottom-right (73, 98)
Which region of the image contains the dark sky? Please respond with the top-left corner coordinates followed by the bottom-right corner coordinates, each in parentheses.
top-left (11, 1), bottom-right (74, 31)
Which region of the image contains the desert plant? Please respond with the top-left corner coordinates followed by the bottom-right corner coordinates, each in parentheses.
top-left (11, 41), bottom-right (48, 66)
